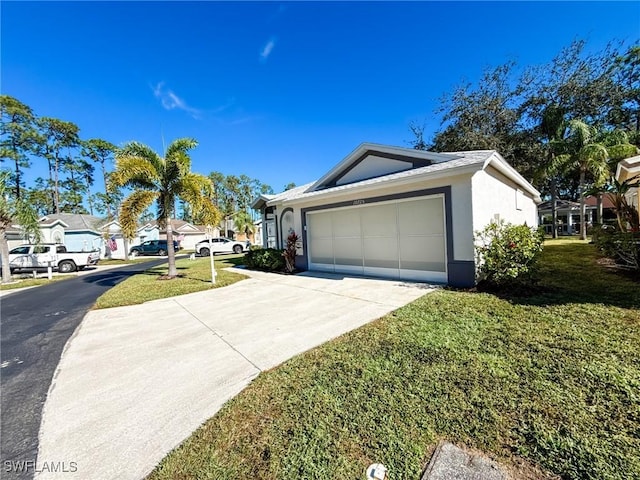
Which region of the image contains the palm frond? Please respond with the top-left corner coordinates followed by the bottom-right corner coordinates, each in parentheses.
top-left (119, 190), bottom-right (157, 239)
top-left (597, 129), bottom-right (629, 147)
top-left (165, 138), bottom-right (197, 177)
top-left (117, 141), bottom-right (163, 174)
top-left (566, 119), bottom-right (595, 149)
top-left (579, 143), bottom-right (609, 185)
top-left (110, 155), bottom-right (160, 190)
top-left (178, 174), bottom-right (221, 226)
top-left (607, 143), bottom-right (639, 162)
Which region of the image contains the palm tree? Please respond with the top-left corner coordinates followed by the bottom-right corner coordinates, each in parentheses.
top-left (538, 104), bottom-right (566, 238)
top-left (110, 138), bottom-right (220, 278)
top-left (234, 210), bottom-right (255, 241)
top-left (559, 120), bottom-right (636, 240)
top-left (606, 176), bottom-right (640, 231)
top-left (0, 170), bottom-right (42, 283)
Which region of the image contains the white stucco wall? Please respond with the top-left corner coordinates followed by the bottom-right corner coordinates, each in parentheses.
top-left (471, 167), bottom-right (538, 235)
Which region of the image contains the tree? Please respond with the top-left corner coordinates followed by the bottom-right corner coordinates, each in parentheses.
top-left (608, 45), bottom-right (640, 136)
top-left (537, 104), bottom-right (567, 238)
top-left (283, 182), bottom-right (296, 191)
top-left (82, 139), bottom-right (118, 218)
top-left (0, 95), bottom-right (38, 199)
top-left (38, 117), bottom-right (80, 214)
top-left (555, 121), bottom-right (637, 240)
top-left (60, 154), bottom-right (93, 213)
top-left (234, 210), bottom-right (255, 239)
top-left (111, 138), bottom-right (220, 278)
top-left (606, 176), bottom-right (640, 231)
top-left (0, 170), bottom-right (42, 283)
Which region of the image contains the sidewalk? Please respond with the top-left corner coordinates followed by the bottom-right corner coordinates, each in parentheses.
top-left (35, 269), bottom-right (436, 480)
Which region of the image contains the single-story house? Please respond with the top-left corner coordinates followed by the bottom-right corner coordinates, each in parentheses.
top-left (252, 143), bottom-right (541, 287)
top-left (616, 154), bottom-right (640, 225)
top-left (146, 220), bottom-right (220, 250)
top-left (538, 194), bottom-right (619, 235)
top-left (38, 213), bottom-right (105, 252)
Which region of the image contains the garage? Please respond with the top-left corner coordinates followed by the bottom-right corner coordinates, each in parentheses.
top-left (252, 143), bottom-right (541, 287)
top-left (306, 195), bottom-right (447, 282)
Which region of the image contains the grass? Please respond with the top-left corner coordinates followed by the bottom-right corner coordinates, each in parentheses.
top-left (94, 254), bottom-right (247, 309)
top-left (0, 274), bottom-right (70, 290)
top-left (148, 239), bottom-right (639, 480)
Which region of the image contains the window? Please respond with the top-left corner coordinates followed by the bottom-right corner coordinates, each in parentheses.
top-left (9, 246), bottom-right (30, 255)
top-left (516, 189), bottom-right (524, 211)
top-left (33, 246), bottom-right (51, 254)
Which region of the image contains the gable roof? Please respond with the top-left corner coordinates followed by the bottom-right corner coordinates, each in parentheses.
top-left (262, 144), bottom-right (541, 206)
top-left (147, 219), bottom-right (207, 233)
top-left (39, 213), bottom-right (103, 232)
top-left (309, 142), bottom-right (461, 191)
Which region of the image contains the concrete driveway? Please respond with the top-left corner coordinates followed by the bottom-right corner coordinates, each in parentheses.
top-left (35, 268), bottom-right (436, 480)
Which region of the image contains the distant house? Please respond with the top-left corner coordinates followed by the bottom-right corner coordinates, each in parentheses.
top-left (38, 213), bottom-right (104, 252)
top-left (146, 219), bottom-right (219, 251)
top-left (538, 195), bottom-right (617, 236)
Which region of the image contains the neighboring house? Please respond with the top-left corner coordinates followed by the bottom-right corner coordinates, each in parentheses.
top-left (616, 154), bottom-right (640, 225)
top-left (252, 143), bottom-right (540, 287)
top-left (538, 195), bottom-right (615, 235)
top-left (5, 222), bottom-right (37, 250)
top-left (38, 213), bottom-right (104, 252)
top-left (147, 219), bottom-right (219, 250)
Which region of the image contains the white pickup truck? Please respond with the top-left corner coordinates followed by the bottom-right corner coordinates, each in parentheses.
top-left (5, 244), bottom-right (100, 273)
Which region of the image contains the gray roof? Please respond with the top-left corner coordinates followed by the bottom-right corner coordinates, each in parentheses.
top-left (268, 150), bottom-right (494, 204)
top-left (39, 213), bottom-right (105, 232)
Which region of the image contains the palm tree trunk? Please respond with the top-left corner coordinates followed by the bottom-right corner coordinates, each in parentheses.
top-left (596, 193), bottom-right (603, 226)
top-left (579, 170), bottom-right (587, 241)
top-left (0, 227), bottom-right (13, 284)
top-left (166, 219), bottom-right (177, 277)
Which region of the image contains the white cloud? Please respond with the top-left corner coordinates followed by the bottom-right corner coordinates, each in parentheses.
top-left (260, 38), bottom-right (276, 62)
top-left (152, 82), bottom-right (201, 119)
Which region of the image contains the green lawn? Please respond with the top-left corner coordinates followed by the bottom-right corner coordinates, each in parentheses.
top-left (94, 254), bottom-right (247, 309)
top-left (0, 274), bottom-right (71, 290)
top-left (148, 239), bottom-right (639, 480)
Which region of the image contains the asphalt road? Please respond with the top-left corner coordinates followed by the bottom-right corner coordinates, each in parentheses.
top-left (0, 259), bottom-right (167, 480)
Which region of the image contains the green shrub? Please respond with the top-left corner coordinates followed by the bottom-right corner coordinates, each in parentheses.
top-left (244, 247), bottom-right (285, 272)
top-left (475, 220), bottom-right (544, 288)
top-left (592, 226), bottom-right (640, 270)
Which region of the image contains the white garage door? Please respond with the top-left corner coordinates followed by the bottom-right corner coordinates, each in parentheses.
top-left (307, 195), bottom-right (447, 282)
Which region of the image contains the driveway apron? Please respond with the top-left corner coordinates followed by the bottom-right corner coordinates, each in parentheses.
top-left (35, 269), bottom-right (436, 480)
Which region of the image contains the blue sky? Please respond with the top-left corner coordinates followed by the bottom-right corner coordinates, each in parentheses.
top-left (2, 1), bottom-right (639, 194)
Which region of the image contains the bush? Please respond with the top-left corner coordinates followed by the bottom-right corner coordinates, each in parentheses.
top-left (592, 226), bottom-right (640, 270)
top-left (475, 220), bottom-right (544, 288)
top-left (244, 247), bottom-right (285, 272)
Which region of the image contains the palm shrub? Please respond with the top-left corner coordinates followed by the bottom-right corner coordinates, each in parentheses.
top-left (475, 220), bottom-right (545, 289)
top-left (283, 231), bottom-right (300, 273)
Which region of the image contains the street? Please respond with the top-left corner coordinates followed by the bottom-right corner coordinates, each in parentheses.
top-left (0, 260), bottom-right (165, 480)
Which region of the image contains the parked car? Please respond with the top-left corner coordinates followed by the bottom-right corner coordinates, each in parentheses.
top-left (129, 240), bottom-right (180, 257)
top-left (3, 244), bottom-right (100, 273)
top-left (195, 237), bottom-right (246, 256)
